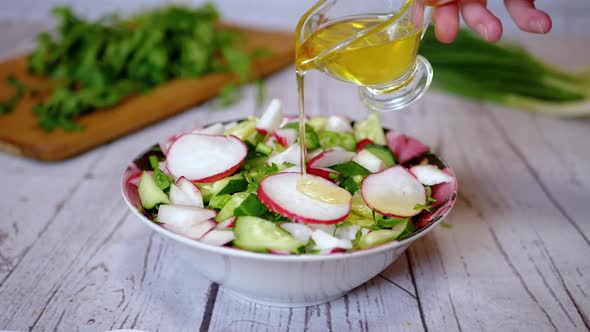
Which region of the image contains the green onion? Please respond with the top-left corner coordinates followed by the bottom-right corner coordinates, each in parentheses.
top-left (420, 27), bottom-right (590, 117)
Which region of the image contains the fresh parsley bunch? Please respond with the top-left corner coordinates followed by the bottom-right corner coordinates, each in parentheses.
top-left (17, 4), bottom-right (262, 131)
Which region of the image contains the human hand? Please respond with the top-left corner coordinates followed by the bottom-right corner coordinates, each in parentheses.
top-left (428, 0), bottom-right (552, 43)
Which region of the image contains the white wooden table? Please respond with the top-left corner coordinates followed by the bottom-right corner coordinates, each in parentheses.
top-left (1, 2), bottom-right (589, 331)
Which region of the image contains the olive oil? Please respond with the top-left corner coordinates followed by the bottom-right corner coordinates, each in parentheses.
top-left (296, 16), bottom-right (421, 86)
top-left (294, 7), bottom-right (419, 199)
top-left (296, 175), bottom-right (352, 204)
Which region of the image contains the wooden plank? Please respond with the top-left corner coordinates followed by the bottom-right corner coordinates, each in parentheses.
top-left (0, 22), bottom-right (294, 161)
top-left (208, 256), bottom-right (423, 332)
top-left (0, 101), bottom-right (223, 330)
top-left (395, 92), bottom-right (590, 331)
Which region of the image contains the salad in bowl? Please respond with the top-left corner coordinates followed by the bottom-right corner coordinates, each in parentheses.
top-left (121, 99), bottom-right (457, 306)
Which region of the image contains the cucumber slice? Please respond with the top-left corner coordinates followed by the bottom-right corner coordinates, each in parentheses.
top-left (224, 118), bottom-right (257, 140)
top-left (215, 192), bottom-right (249, 221)
top-left (138, 171), bottom-right (170, 209)
top-left (307, 116), bottom-right (328, 132)
top-left (318, 131), bottom-right (356, 151)
top-left (344, 212), bottom-right (375, 227)
top-left (208, 194), bottom-right (231, 210)
top-left (357, 219), bottom-right (411, 249)
top-left (364, 144), bottom-right (396, 166)
top-left (351, 190), bottom-right (382, 220)
top-left (198, 174), bottom-right (247, 202)
top-left (234, 216), bottom-right (306, 253)
top-left (353, 112), bottom-right (386, 145)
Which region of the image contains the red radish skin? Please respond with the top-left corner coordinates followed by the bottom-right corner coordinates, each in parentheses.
top-left (386, 131), bottom-right (430, 164)
top-left (307, 167), bottom-right (339, 181)
top-left (274, 128), bottom-right (298, 147)
top-left (431, 168), bottom-right (457, 208)
top-left (361, 166), bottom-right (427, 218)
top-left (215, 217), bottom-right (236, 230)
top-left (175, 177), bottom-right (204, 207)
top-left (166, 133), bottom-right (247, 183)
top-left (308, 149), bottom-right (356, 168)
top-left (258, 173), bottom-right (351, 224)
top-left (356, 138), bottom-right (374, 152)
top-left (200, 229), bottom-right (235, 246)
top-left (163, 219), bottom-right (216, 240)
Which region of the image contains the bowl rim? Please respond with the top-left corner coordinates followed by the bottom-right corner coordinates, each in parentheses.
top-left (121, 118), bottom-right (458, 262)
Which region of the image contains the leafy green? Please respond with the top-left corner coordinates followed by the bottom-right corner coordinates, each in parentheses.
top-left (149, 155), bottom-right (160, 170)
top-left (413, 185), bottom-right (436, 211)
top-left (283, 122), bottom-right (320, 149)
top-left (233, 194), bottom-right (268, 217)
top-left (420, 26), bottom-right (590, 117)
top-left (372, 217), bottom-right (410, 230)
top-left (0, 75), bottom-right (26, 114)
top-left (9, 4), bottom-right (268, 131)
top-left (243, 163), bottom-right (280, 192)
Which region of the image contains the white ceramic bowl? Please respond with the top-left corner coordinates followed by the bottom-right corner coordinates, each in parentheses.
top-left (121, 124), bottom-right (457, 307)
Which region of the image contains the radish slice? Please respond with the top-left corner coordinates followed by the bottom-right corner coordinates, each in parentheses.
top-left (386, 131), bottom-right (430, 164)
top-left (431, 168), bottom-right (457, 208)
top-left (281, 165), bottom-right (303, 173)
top-left (356, 138), bottom-right (374, 152)
top-left (256, 99), bottom-right (283, 135)
top-left (193, 123), bottom-right (225, 135)
top-left (410, 165), bottom-right (453, 186)
top-left (158, 205), bottom-right (216, 225)
top-left (325, 116), bottom-right (352, 132)
top-left (306, 149), bottom-right (323, 162)
top-left (169, 184), bottom-right (195, 206)
top-left (268, 143), bottom-right (302, 165)
top-left (280, 222), bottom-right (313, 243)
top-left (361, 166), bottom-right (427, 217)
top-left (215, 216), bottom-right (236, 229)
top-left (307, 167), bottom-right (339, 181)
top-left (274, 128), bottom-right (298, 147)
top-left (281, 115), bottom-right (303, 127)
top-left (352, 149), bottom-right (386, 173)
top-left (334, 224), bottom-right (361, 241)
top-left (308, 223), bottom-right (336, 235)
top-left (158, 205), bottom-right (217, 239)
top-left (166, 134), bottom-right (247, 182)
top-left (200, 229), bottom-right (235, 246)
top-left (308, 149), bottom-right (356, 168)
top-left (311, 229), bottom-right (352, 250)
top-left (176, 177), bottom-right (204, 208)
top-left (258, 173), bottom-right (351, 224)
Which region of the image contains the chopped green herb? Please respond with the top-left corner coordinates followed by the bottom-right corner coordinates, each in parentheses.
top-left (255, 142), bottom-right (273, 156)
top-left (14, 4), bottom-right (264, 131)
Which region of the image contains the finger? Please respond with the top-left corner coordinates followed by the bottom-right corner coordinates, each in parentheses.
top-left (504, 0), bottom-right (552, 33)
top-left (433, 2), bottom-right (460, 43)
top-left (460, 0), bottom-right (503, 42)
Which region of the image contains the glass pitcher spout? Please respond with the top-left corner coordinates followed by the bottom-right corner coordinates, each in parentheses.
top-left (295, 0), bottom-right (433, 112)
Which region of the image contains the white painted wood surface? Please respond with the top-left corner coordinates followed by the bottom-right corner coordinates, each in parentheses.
top-left (0, 2), bottom-right (589, 331)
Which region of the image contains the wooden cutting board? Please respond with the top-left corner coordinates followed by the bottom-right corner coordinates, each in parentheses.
top-left (0, 24), bottom-right (294, 161)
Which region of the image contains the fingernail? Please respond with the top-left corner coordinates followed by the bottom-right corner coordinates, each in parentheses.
top-left (476, 24), bottom-right (489, 40)
top-left (529, 20), bottom-right (546, 33)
